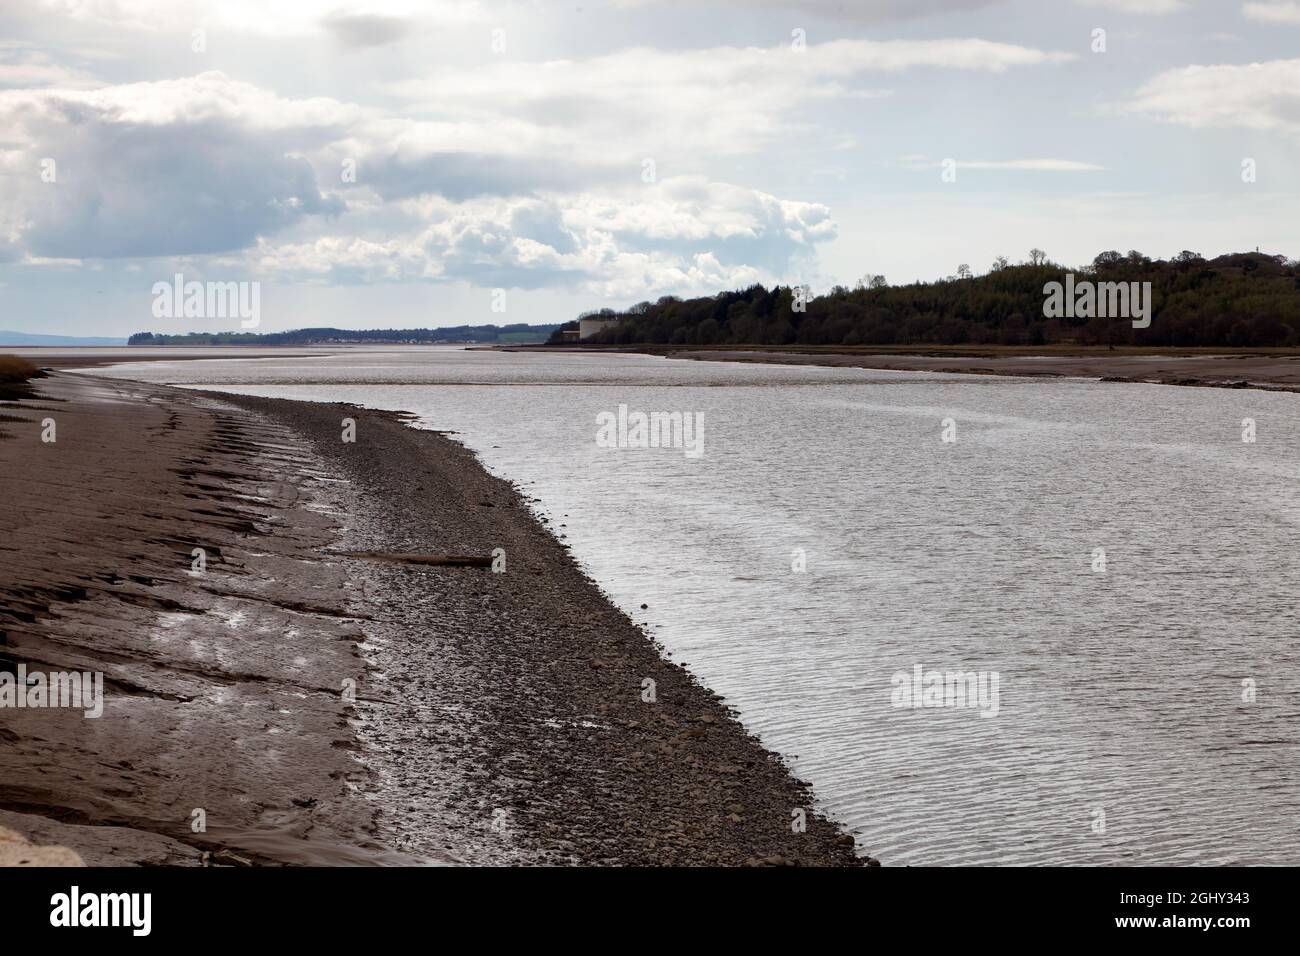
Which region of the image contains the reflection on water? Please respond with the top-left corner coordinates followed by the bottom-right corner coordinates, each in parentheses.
top-left (86, 347), bottom-right (1300, 865)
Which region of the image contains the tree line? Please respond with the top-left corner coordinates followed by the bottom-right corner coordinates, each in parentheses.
top-left (549, 250), bottom-right (1300, 348)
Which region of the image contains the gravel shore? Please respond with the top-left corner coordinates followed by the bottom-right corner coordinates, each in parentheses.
top-left (0, 372), bottom-right (865, 866)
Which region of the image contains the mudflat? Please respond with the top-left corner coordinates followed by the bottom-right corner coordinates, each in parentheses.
top-left (0, 372), bottom-right (863, 866)
top-left (653, 346), bottom-right (1300, 390)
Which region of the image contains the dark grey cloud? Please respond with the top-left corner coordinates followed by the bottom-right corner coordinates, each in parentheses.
top-left (18, 114), bottom-right (342, 259)
top-left (321, 12), bottom-right (415, 49)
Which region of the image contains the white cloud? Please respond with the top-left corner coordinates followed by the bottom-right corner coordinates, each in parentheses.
top-left (903, 157), bottom-right (1104, 171)
top-left (1124, 59), bottom-right (1300, 133)
top-left (30, 0), bottom-right (485, 35)
top-left (0, 74), bottom-right (354, 258)
top-left (241, 178), bottom-right (835, 294)
top-left (0, 71), bottom-right (834, 296)
top-left (39, 0), bottom-right (1000, 32)
top-left (387, 38), bottom-right (1073, 162)
top-left (960, 159), bottom-right (1105, 171)
top-left (1073, 0), bottom-right (1187, 13)
top-left (0, 42), bottom-right (100, 89)
top-left (1242, 2), bottom-right (1300, 24)
top-left (616, 0), bottom-right (1004, 20)
top-left (5, 35), bottom-right (1074, 261)
top-left (0, 7), bottom-right (1137, 316)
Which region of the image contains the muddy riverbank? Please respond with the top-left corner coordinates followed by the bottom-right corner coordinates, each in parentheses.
top-left (0, 372), bottom-right (864, 866)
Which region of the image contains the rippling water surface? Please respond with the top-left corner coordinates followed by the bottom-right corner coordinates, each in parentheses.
top-left (87, 347), bottom-right (1300, 865)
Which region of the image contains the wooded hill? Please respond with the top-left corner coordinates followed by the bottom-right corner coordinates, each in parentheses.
top-left (552, 251), bottom-right (1300, 348)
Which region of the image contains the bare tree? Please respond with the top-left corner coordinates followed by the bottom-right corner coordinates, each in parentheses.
top-left (956, 263), bottom-right (972, 279)
top-left (1029, 248), bottom-right (1047, 266)
top-left (991, 256), bottom-right (1009, 272)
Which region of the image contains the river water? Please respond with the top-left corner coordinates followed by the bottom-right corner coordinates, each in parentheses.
top-left (84, 347), bottom-right (1300, 865)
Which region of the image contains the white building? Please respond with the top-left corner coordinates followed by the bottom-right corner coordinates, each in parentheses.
top-left (578, 316), bottom-right (620, 340)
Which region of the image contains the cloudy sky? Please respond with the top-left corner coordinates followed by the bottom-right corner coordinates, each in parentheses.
top-left (1, 0), bottom-right (1298, 337)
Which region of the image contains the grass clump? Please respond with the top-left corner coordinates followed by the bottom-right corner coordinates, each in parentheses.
top-left (0, 355), bottom-right (45, 401)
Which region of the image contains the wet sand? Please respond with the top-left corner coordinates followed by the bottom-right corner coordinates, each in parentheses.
top-left (29, 344), bottom-right (1300, 391)
top-left (0, 372), bottom-right (864, 866)
top-left (653, 347), bottom-right (1300, 391)
top-left (7, 347), bottom-right (327, 370)
top-left (501, 344), bottom-right (1300, 391)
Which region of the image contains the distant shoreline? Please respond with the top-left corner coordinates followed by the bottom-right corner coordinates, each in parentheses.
top-left (502, 344), bottom-right (1300, 394)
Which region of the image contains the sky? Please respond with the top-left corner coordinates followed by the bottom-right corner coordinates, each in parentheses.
top-left (1, 0), bottom-right (1298, 337)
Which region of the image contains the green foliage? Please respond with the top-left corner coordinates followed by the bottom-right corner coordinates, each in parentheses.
top-left (571, 252), bottom-right (1300, 348)
top-left (546, 320), bottom-right (579, 343)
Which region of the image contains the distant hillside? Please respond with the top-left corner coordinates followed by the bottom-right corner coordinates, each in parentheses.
top-left (0, 330), bottom-right (128, 346)
top-left (128, 324), bottom-right (559, 346)
top-left (555, 251), bottom-right (1300, 348)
